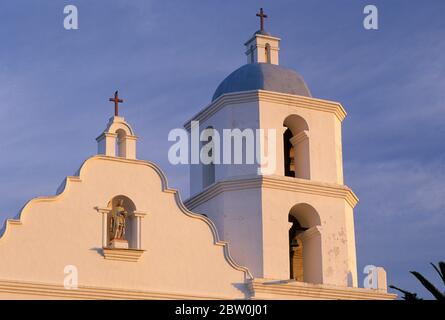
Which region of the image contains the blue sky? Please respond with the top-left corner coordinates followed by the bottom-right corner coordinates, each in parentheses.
top-left (0, 0), bottom-right (444, 298)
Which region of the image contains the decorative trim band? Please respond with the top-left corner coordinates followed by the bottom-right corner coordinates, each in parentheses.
top-left (125, 135), bottom-right (138, 141)
top-left (290, 130), bottom-right (309, 146)
top-left (299, 226), bottom-right (322, 242)
top-left (95, 207), bottom-right (111, 214)
top-left (248, 279), bottom-right (397, 300)
top-left (96, 132), bottom-right (117, 142)
top-left (133, 210), bottom-right (148, 218)
top-left (102, 248), bottom-right (145, 262)
top-left (0, 278), bottom-right (234, 300)
top-left (185, 175), bottom-right (359, 210)
top-left (244, 33), bottom-right (281, 46)
top-left (184, 90), bottom-right (347, 130)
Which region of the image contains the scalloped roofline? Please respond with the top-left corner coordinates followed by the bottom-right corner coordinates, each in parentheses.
top-left (0, 155), bottom-right (253, 280)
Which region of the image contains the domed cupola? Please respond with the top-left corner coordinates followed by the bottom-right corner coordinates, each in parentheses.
top-left (212, 8), bottom-right (311, 101)
top-left (212, 63), bottom-right (311, 101)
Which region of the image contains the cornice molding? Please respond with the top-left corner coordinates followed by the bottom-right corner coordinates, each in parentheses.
top-left (184, 90), bottom-right (347, 130)
top-left (95, 207), bottom-right (111, 214)
top-left (125, 135), bottom-right (138, 141)
top-left (94, 207), bottom-right (147, 218)
top-left (244, 33), bottom-right (281, 46)
top-left (0, 278), bottom-right (237, 300)
top-left (248, 279), bottom-right (397, 300)
top-left (102, 248), bottom-right (145, 262)
top-left (289, 130), bottom-right (309, 146)
top-left (133, 210), bottom-right (148, 218)
top-left (185, 175), bottom-right (359, 210)
top-left (299, 226), bottom-right (322, 242)
top-left (96, 132), bottom-right (117, 142)
top-left (0, 277), bottom-right (396, 300)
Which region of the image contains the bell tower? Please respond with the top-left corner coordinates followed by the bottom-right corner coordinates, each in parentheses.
top-left (96, 91), bottom-right (138, 159)
top-left (245, 9), bottom-right (280, 65)
top-left (184, 11), bottom-right (359, 288)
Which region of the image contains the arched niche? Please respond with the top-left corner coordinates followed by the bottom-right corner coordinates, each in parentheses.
top-left (288, 203), bottom-right (322, 284)
top-left (283, 115), bottom-right (310, 179)
top-left (107, 195), bottom-right (137, 249)
top-left (95, 196), bottom-right (147, 261)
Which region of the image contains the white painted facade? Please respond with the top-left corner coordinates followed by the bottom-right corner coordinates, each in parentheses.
top-left (185, 31), bottom-right (369, 288)
top-left (0, 29), bottom-right (395, 300)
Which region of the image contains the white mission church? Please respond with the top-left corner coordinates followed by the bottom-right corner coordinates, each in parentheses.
top-left (0, 10), bottom-right (396, 300)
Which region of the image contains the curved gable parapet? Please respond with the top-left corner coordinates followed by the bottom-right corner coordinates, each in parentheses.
top-left (0, 175), bottom-right (82, 243)
top-left (0, 155), bottom-right (253, 282)
top-left (172, 190), bottom-right (253, 280)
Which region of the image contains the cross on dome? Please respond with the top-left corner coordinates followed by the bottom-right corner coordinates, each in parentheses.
top-left (256, 8), bottom-right (268, 32)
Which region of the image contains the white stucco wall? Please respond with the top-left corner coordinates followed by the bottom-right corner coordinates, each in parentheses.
top-left (259, 99), bottom-right (344, 184)
top-left (189, 101), bottom-right (261, 196)
top-left (0, 156), bottom-right (251, 299)
top-left (185, 91), bottom-right (357, 287)
top-left (191, 187), bottom-right (264, 277)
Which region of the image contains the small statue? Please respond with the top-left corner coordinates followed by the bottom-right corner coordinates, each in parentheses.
top-left (110, 199), bottom-right (128, 241)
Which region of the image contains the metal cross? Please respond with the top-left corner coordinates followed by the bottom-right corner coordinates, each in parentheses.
top-left (109, 91), bottom-right (124, 117)
top-left (256, 8), bottom-right (268, 32)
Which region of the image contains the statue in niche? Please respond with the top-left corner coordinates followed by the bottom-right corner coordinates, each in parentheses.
top-left (110, 199), bottom-right (128, 241)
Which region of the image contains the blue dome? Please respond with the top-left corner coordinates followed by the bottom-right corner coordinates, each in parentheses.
top-left (212, 63), bottom-right (311, 101)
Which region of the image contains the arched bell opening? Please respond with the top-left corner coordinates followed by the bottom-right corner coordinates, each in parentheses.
top-left (283, 115), bottom-right (310, 180)
top-left (288, 203), bottom-right (323, 284)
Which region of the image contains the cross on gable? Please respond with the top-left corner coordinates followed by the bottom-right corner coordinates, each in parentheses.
top-left (109, 91), bottom-right (124, 117)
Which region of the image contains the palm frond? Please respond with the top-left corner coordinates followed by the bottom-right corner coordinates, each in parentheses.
top-left (410, 271), bottom-right (445, 301)
top-left (431, 262), bottom-right (445, 286)
top-left (389, 285), bottom-right (421, 301)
